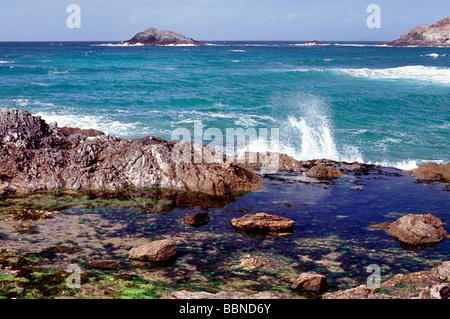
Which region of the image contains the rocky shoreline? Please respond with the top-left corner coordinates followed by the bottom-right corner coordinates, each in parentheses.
top-left (0, 107), bottom-right (449, 299)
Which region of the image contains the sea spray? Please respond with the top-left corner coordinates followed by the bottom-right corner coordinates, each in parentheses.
top-left (275, 93), bottom-right (364, 163)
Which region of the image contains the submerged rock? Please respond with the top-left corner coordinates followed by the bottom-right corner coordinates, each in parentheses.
top-left (128, 239), bottom-right (176, 262)
top-left (122, 27), bottom-right (205, 46)
top-left (88, 260), bottom-right (124, 270)
top-left (291, 273), bottom-right (328, 292)
top-left (183, 212), bottom-right (210, 227)
top-left (0, 108), bottom-right (263, 196)
top-left (382, 16), bottom-right (450, 47)
top-left (388, 213), bottom-right (448, 246)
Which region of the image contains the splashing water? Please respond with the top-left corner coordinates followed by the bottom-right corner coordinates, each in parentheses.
top-left (280, 93), bottom-right (364, 162)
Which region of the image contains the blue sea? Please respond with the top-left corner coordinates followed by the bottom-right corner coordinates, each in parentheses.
top-left (0, 41), bottom-right (449, 169)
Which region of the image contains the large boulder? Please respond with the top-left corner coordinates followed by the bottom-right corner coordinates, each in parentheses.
top-left (128, 239), bottom-right (176, 262)
top-left (388, 213), bottom-right (448, 246)
top-left (0, 108), bottom-right (263, 196)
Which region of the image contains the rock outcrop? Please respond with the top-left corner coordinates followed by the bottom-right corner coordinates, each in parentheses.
top-left (128, 239), bottom-right (176, 262)
top-left (382, 16), bottom-right (450, 47)
top-left (0, 108), bottom-right (263, 196)
top-left (122, 27), bottom-right (205, 46)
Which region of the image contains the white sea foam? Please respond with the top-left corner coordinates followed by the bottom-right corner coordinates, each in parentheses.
top-left (48, 69), bottom-right (70, 75)
top-left (0, 60), bottom-right (14, 64)
top-left (33, 111), bottom-right (141, 137)
top-left (421, 53), bottom-right (448, 58)
top-left (94, 43), bottom-right (145, 47)
top-left (337, 65), bottom-right (450, 85)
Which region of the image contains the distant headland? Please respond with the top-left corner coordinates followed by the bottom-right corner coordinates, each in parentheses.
top-left (121, 27), bottom-right (206, 46)
top-left (381, 16), bottom-right (450, 47)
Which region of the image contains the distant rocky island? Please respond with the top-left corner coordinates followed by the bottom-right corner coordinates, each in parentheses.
top-left (382, 16), bottom-right (450, 47)
top-left (121, 27), bottom-right (205, 46)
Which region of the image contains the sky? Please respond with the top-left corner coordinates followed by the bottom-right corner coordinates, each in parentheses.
top-left (0, 0), bottom-right (449, 41)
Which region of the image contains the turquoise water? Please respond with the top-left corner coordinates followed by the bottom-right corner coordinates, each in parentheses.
top-left (1, 41), bottom-right (449, 168)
